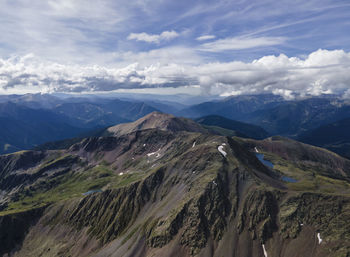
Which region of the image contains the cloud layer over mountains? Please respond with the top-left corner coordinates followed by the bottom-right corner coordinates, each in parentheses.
top-left (1, 49), bottom-right (350, 98)
top-left (1, 1), bottom-right (350, 98)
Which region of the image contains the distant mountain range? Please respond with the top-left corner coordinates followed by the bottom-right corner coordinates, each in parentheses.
top-left (0, 97), bottom-right (160, 154)
top-left (0, 102), bottom-right (85, 153)
top-left (1, 93), bottom-right (350, 159)
top-left (299, 117), bottom-right (350, 159)
top-left (195, 115), bottom-right (269, 139)
top-left (180, 94), bottom-right (284, 120)
top-left (181, 95), bottom-right (350, 136)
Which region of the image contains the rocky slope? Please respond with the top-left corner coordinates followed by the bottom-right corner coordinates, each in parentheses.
top-left (0, 113), bottom-right (350, 257)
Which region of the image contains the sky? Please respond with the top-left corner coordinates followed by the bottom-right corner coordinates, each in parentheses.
top-left (0, 0), bottom-right (350, 98)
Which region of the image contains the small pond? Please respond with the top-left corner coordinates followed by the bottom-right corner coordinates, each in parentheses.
top-left (255, 153), bottom-right (274, 168)
top-left (83, 189), bottom-right (102, 196)
top-left (255, 153), bottom-right (298, 183)
top-left (281, 176), bottom-right (298, 183)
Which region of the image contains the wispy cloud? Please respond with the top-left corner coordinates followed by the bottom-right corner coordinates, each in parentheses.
top-left (196, 35), bottom-right (216, 41)
top-left (127, 31), bottom-right (179, 43)
top-left (198, 36), bottom-right (287, 52)
top-left (0, 0), bottom-right (349, 64)
top-left (113, 46), bottom-right (202, 66)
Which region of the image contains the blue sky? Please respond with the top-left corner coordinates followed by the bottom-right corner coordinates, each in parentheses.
top-left (0, 0), bottom-right (350, 97)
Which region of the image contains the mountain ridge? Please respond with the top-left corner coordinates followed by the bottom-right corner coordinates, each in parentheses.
top-left (0, 110), bottom-right (350, 257)
top-left (107, 111), bottom-right (208, 137)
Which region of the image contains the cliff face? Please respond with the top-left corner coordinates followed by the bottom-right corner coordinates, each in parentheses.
top-left (1, 114), bottom-right (350, 257)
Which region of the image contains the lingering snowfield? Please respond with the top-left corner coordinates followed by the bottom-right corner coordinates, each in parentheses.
top-left (192, 141), bottom-right (196, 148)
top-left (317, 233), bottom-right (322, 244)
top-left (147, 149), bottom-right (161, 157)
top-left (119, 172), bottom-right (124, 176)
top-left (255, 146), bottom-right (259, 153)
top-left (262, 244), bottom-right (268, 257)
top-left (218, 143), bottom-right (227, 157)
top-left (147, 152), bottom-right (156, 157)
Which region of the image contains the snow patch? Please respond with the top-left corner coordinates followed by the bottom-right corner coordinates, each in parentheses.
top-left (192, 141), bottom-right (196, 148)
top-left (143, 144), bottom-right (146, 147)
top-left (262, 244), bottom-right (268, 257)
top-left (218, 144), bottom-right (227, 157)
top-left (317, 233), bottom-right (322, 244)
top-left (255, 147), bottom-right (259, 153)
top-left (147, 149), bottom-right (161, 157)
top-left (118, 172), bottom-right (124, 176)
top-left (212, 181), bottom-right (217, 186)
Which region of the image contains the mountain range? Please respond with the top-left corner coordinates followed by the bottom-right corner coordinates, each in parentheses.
top-left (195, 115), bottom-right (269, 139)
top-left (181, 95), bottom-right (350, 136)
top-left (1, 93), bottom-right (350, 158)
top-left (298, 117), bottom-right (350, 159)
top-left (0, 97), bottom-right (160, 154)
top-left (0, 112), bottom-right (350, 256)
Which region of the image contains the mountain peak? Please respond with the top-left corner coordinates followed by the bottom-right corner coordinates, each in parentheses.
top-left (107, 111), bottom-right (207, 136)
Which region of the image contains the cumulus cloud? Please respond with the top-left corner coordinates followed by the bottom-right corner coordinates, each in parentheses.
top-left (127, 30), bottom-right (179, 43)
top-left (1, 49), bottom-right (350, 99)
top-left (196, 35), bottom-right (216, 41)
top-left (0, 54), bottom-right (195, 94)
top-left (198, 36), bottom-right (286, 52)
top-left (192, 49), bottom-right (350, 98)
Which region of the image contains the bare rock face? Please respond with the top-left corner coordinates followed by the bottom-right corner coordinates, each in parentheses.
top-left (1, 114), bottom-right (350, 257)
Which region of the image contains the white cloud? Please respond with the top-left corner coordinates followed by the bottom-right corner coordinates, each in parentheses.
top-left (1, 49), bottom-right (350, 99)
top-left (196, 35), bottom-right (216, 41)
top-left (127, 30), bottom-right (179, 43)
top-left (0, 53), bottom-right (196, 94)
top-left (198, 36), bottom-right (286, 52)
top-left (193, 49), bottom-right (350, 98)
